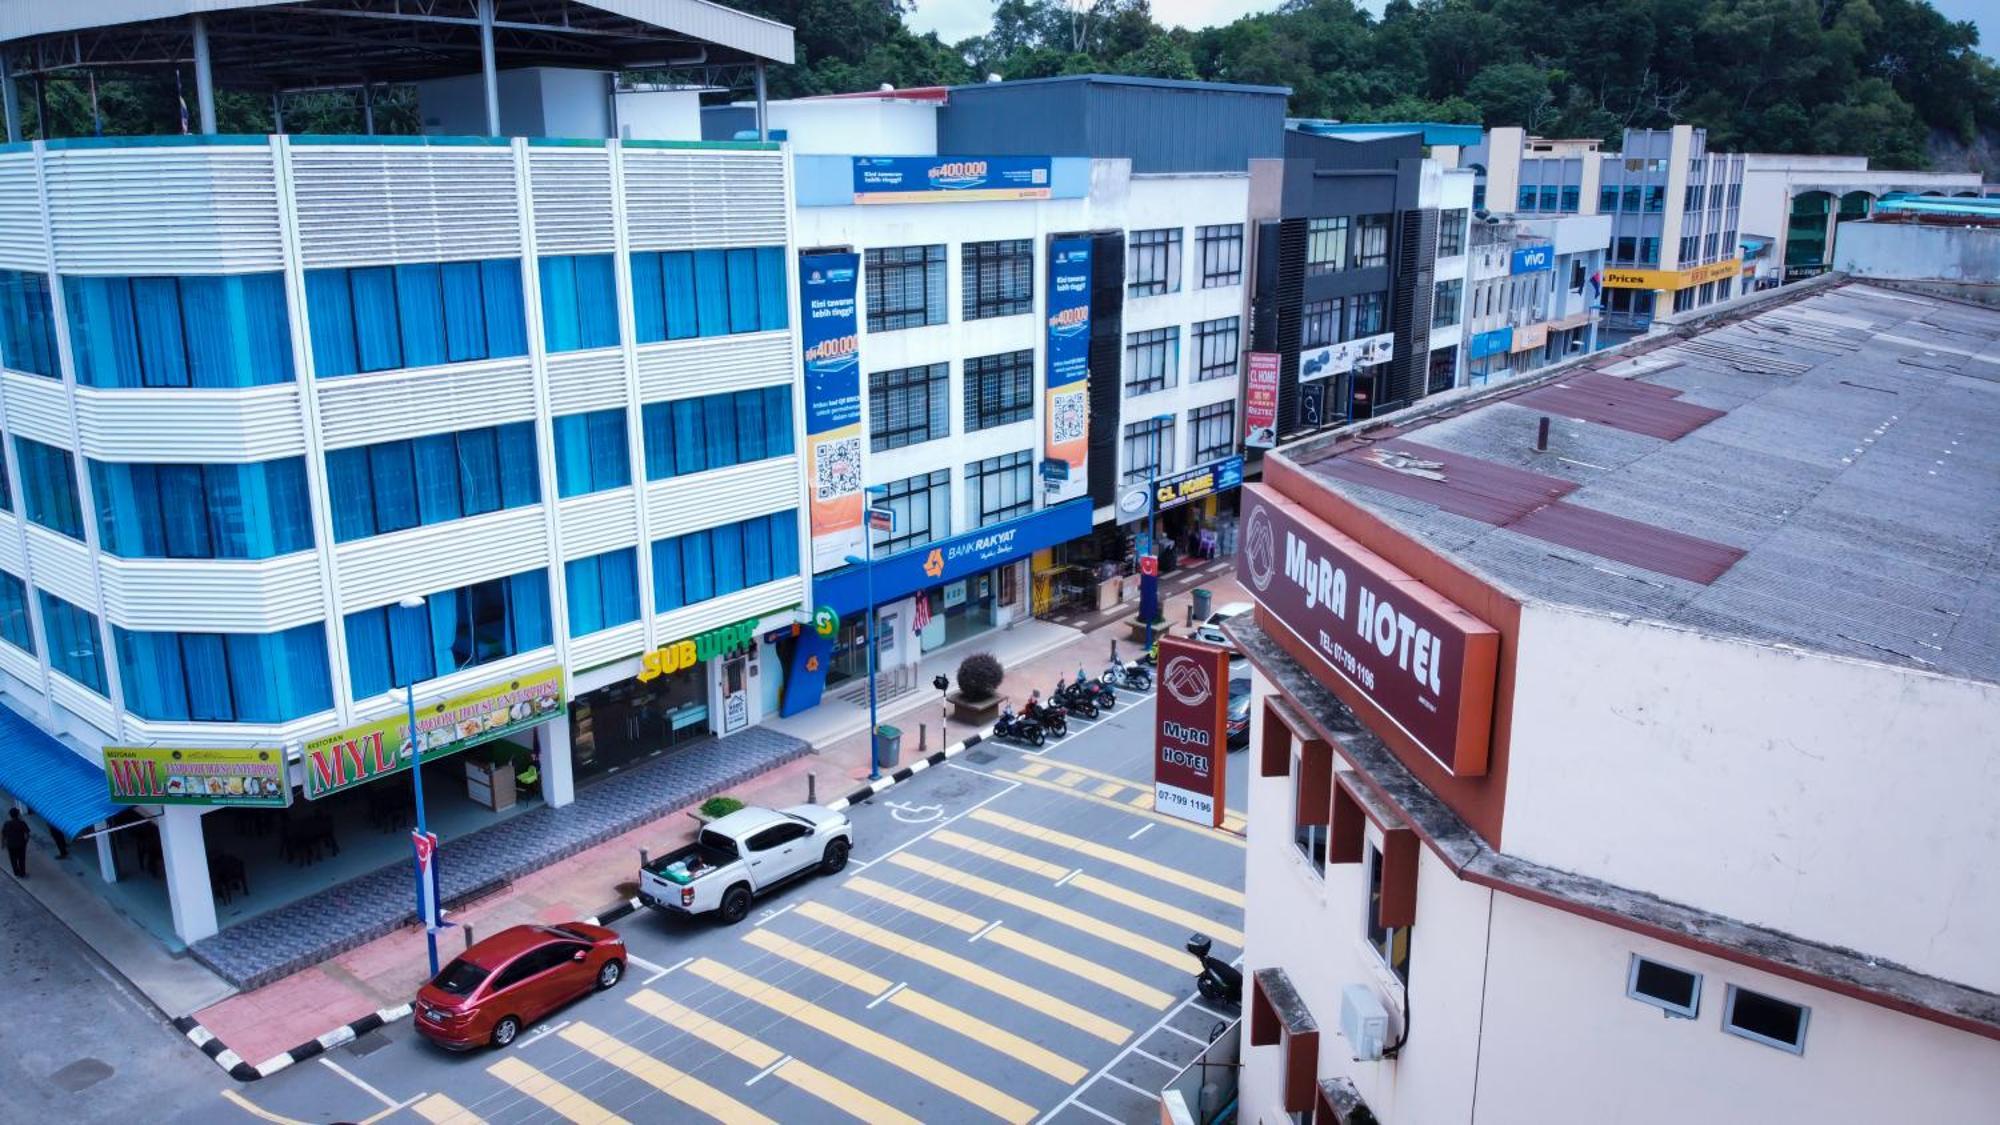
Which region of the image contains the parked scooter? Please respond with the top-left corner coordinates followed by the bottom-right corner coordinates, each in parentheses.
top-left (1023, 692), bottom-right (1068, 739)
top-left (1075, 667), bottom-right (1117, 711)
top-left (994, 704), bottom-right (1046, 748)
top-left (1187, 933), bottom-right (1242, 1007)
top-left (1052, 678), bottom-right (1100, 719)
top-left (1103, 655), bottom-right (1153, 692)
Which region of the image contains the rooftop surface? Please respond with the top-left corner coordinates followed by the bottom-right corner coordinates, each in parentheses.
top-left (1290, 282), bottom-right (2000, 684)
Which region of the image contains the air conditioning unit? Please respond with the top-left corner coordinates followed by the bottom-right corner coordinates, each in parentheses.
top-left (1341, 983), bottom-right (1389, 1061)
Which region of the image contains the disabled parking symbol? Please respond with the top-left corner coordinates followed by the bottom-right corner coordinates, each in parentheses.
top-left (886, 800), bottom-right (944, 824)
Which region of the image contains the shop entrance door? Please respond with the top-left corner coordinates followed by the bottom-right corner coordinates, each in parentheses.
top-left (721, 655), bottom-right (750, 734)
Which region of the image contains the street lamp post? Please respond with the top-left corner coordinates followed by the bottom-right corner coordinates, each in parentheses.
top-left (846, 485), bottom-right (891, 782)
top-left (1143, 413), bottom-right (1172, 655)
top-left (397, 595), bottom-right (441, 979)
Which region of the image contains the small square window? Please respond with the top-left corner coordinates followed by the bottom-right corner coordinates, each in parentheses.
top-left (1722, 985), bottom-right (1809, 1055)
top-left (1626, 955), bottom-right (1701, 1018)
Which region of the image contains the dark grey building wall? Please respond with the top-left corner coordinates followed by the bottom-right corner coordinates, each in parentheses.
top-left (939, 77), bottom-right (1289, 173)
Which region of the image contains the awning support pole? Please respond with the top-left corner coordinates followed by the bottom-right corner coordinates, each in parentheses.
top-left (191, 15), bottom-right (218, 135)
top-left (478, 0), bottom-right (501, 136)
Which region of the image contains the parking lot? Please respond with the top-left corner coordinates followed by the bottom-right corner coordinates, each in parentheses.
top-left (205, 688), bottom-right (1250, 1125)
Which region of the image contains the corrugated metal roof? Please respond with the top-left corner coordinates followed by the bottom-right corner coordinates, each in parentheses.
top-left (0, 703), bottom-right (119, 838)
top-left (1513, 370), bottom-right (1727, 440)
top-left (947, 73), bottom-right (1291, 97)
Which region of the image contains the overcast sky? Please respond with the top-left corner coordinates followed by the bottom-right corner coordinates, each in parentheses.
top-left (906, 0), bottom-right (1996, 59)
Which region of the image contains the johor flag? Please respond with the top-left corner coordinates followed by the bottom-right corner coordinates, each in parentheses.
top-left (912, 592), bottom-right (931, 635)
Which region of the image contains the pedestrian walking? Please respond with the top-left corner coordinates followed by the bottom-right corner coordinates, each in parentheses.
top-left (47, 821), bottom-right (68, 859)
top-left (3, 808), bottom-right (29, 878)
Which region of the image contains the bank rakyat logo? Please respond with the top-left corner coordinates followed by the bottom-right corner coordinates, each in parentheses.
top-left (1162, 655), bottom-right (1213, 707)
top-left (923, 547), bottom-right (945, 578)
top-left (1243, 503), bottom-right (1278, 592)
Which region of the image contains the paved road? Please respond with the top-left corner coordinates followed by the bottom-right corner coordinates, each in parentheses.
top-left (182, 682), bottom-right (1251, 1125)
top-left (0, 868), bottom-right (219, 1122)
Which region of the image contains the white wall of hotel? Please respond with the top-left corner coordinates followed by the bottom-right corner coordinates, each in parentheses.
top-left (0, 136), bottom-right (810, 941)
top-left (1737, 156), bottom-right (1985, 284)
top-left (1242, 601), bottom-right (2000, 1123)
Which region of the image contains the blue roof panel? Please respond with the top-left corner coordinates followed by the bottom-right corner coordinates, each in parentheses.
top-left (0, 702), bottom-right (119, 837)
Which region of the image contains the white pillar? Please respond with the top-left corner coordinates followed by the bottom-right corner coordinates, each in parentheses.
top-left (158, 805), bottom-right (217, 943)
top-left (191, 15), bottom-right (218, 135)
top-left (94, 821), bottom-right (117, 884)
top-left (754, 63), bottom-right (768, 141)
top-left (477, 0), bottom-right (501, 137)
top-left (271, 91), bottom-right (284, 134)
top-left (538, 717), bottom-right (574, 809)
top-left (0, 52), bottom-right (20, 144)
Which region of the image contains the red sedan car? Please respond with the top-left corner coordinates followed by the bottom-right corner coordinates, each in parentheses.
top-left (413, 923), bottom-right (625, 1050)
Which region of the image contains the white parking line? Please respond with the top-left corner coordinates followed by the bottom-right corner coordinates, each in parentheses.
top-left (516, 1019), bottom-right (570, 1049)
top-left (1069, 1102), bottom-right (1122, 1124)
top-left (846, 768), bottom-right (1022, 873)
top-left (754, 902), bottom-right (797, 927)
top-left (968, 919), bottom-right (1001, 943)
top-left (866, 981), bottom-right (907, 1009)
top-left (746, 1053), bottom-right (792, 1086)
top-left (1101, 1072), bottom-right (1158, 1099)
top-left (1053, 868), bottom-right (1081, 888)
top-left (317, 1057), bottom-right (396, 1108)
top-left (1160, 1023), bottom-right (1209, 1047)
top-left (641, 955), bottom-right (691, 985)
top-left (1130, 1047), bottom-right (1179, 1070)
top-left (1127, 823), bottom-right (1154, 841)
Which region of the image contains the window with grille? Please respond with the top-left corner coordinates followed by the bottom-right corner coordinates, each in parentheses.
top-left (967, 450), bottom-right (1033, 527)
top-left (961, 239), bottom-right (1033, 321)
top-left (1190, 401), bottom-right (1235, 463)
top-left (964, 350), bottom-right (1034, 432)
top-left (1348, 291), bottom-right (1387, 338)
top-left (877, 469), bottom-right (950, 554)
top-left (1126, 228), bottom-right (1183, 297)
top-left (1124, 326), bottom-right (1180, 396)
top-left (1432, 279), bottom-right (1462, 328)
top-left (1307, 216), bottom-right (1348, 276)
top-left (1303, 298), bottom-right (1340, 349)
top-left (1198, 224), bottom-right (1244, 287)
top-left (864, 245), bottom-right (947, 333)
top-left (1192, 317), bottom-right (1240, 383)
top-left (1353, 214), bottom-right (1391, 269)
top-left (1122, 416), bottom-right (1175, 484)
top-left (869, 363), bottom-right (949, 452)
top-left (1437, 210), bottom-right (1466, 256)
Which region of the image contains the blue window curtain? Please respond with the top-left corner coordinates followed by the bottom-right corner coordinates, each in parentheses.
top-left (725, 248), bottom-right (760, 334)
top-left (0, 571), bottom-right (33, 653)
top-left (734, 389), bottom-right (766, 463)
top-left (756, 247), bottom-right (788, 332)
top-left (663, 252), bottom-right (699, 340)
top-left (65, 274), bottom-right (292, 389)
top-left (15, 437), bottom-right (84, 540)
top-left (631, 253), bottom-right (667, 343)
top-left (652, 535), bottom-right (684, 612)
top-left (565, 547), bottom-right (638, 637)
top-left (0, 269), bottom-right (61, 378)
top-left (770, 510), bottom-right (800, 579)
top-left (116, 623), bottom-right (333, 723)
top-left (692, 251), bottom-right (730, 339)
top-left (641, 385), bottom-right (792, 482)
top-left (110, 457), bottom-right (328, 559)
top-left (342, 569), bottom-right (551, 702)
top-left (632, 247), bottom-right (789, 344)
top-left (305, 258), bottom-right (527, 378)
top-left (552, 409), bottom-right (630, 498)
top-left (325, 424), bottom-right (540, 543)
top-left (672, 398), bottom-right (707, 476)
top-left (539, 254), bottom-right (620, 353)
top-left (38, 591), bottom-right (107, 695)
top-left (0, 450), bottom-right (11, 512)
top-left (711, 522), bottom-right (745, 597)
top-left (649, 509), bottom-right (800, 612)
top-left (742, 516), bottom-right (773, 588)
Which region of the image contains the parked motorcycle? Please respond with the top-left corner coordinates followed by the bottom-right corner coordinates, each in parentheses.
top-left (1187, 933), bottom-right (1242, 1007)
top-left (994, 706), bottom-right (1046, 748)
top-left (1075, 668), bottom-right (1117, 711)
top-left (1052, 679), bottom-right (1100, 719)
top-left (1023, 694), bottom-right (1068, 739)
top-left (1103, 658), bottom-right (1152, 693)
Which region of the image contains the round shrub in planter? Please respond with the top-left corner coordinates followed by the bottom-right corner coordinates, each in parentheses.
top-left (699, 796), bottom-right (744, 820)
top-left (956, 652), bottom-right (1004, 702)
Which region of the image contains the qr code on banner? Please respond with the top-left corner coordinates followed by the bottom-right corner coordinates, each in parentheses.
top-left (813, 436), bottom-right (862, 502)
top-left (1050, 388), bottom-right (1087, 445)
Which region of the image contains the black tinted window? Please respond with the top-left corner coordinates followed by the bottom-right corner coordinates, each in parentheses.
top-left (746, 826), bottom-right (787, 851)
top-left (433, 958), bottom-right (489, 996)
top-left (490, 955), bottom-right (539, 991)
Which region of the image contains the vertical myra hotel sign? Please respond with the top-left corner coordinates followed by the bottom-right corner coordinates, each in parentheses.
top-left (1238, 485), bottom-right (1498, 775)
top-left (1154, 637), bottom-right (1230, 827)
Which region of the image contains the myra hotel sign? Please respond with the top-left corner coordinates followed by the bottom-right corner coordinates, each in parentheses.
top-left (1238, 484), bottom-right (1499, 775)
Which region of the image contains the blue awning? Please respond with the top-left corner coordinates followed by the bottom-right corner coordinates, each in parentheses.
top-left (0, 702), bottom-right (121, 837)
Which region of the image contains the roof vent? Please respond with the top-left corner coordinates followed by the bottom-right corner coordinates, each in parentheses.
top-left (1536, 415), bottom-right (1550, 452)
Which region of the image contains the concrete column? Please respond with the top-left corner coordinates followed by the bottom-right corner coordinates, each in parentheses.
top-left (538, 717), bottom-right (574, 809)
top-left (94, 821), bottom-right (117, 884)
top-left (157, 805), bottom-right (217, 943)
top-left (271, 92), bottom-right (284, 134)
top-left (477, 0), bottom-right (501, 137)
top-left (0, 52), bottom-right (20, 144)
top-left (754, 63), bottom-right (768, 141)
top-left (361, 82), bottom-right (375, 136)
top-left (191, 16), bottom-right (218, 135)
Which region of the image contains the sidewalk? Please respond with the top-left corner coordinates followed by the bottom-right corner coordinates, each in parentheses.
top-left (181, 563), bottom-right (1250, 1072)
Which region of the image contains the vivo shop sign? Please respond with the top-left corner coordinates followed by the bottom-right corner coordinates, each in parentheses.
top-left (1237, 485), bottom-right (1499, 775)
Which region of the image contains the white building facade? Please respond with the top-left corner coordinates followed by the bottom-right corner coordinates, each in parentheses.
top-left (1736, 153), bottom-right (1984, 287)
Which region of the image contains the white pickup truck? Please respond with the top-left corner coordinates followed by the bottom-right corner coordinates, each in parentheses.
top-left (638, 804), bottom-right (853, 925)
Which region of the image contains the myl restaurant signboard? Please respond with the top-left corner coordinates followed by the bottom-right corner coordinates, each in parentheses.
top-left (104, 746), bottom-right (290, 808)
top-left (1153, 637), bottom-right (1230, 827)
top-left (852, 156), bottom-right (1053, 204)
top-left (303, 667), bottom-right (566, 800)
top-left (1043, 236), bottom-right (1092, 504)
top-left (799, 251), bottom-right (864, 573)
top-left (1237, 484), bottom-right (1499, 775)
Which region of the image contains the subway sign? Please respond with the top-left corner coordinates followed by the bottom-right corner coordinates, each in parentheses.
top-left (639, 618), bottom-right (760, 682)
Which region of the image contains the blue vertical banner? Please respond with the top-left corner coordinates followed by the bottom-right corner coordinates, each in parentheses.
top-left (1044, 237), bottom-right (1092, 505)
top-left (799, 252), bottom-right (864, 573)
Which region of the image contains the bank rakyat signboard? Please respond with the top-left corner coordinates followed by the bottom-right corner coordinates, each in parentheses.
top-left (1299, 331), bottom-right (1394, 382)
top-left (303, 667), bottom-right (566, 800)
top-left (1043, 237), bottom-right (1092, 504)
top-left (1154, 455), bottom-right (1244, 513)
top-left (1237, 485), bottom-right (1499, 775)
top-left (815, 499), bottom-right (1092, 616)
top-left (799, 251), bottom-right (865, 572)
top-left (104, 746), bottom-right (290, 807)
top-left (852, 156), bottom-right (1053, 204)
top-left (1153, 637), bottom-right (1230, 827)
top-left (1244, 352), bottom-right (1279, 448)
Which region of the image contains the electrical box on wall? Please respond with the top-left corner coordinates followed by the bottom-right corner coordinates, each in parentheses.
top-left (1341, 983), bottom-right (1389, 1061)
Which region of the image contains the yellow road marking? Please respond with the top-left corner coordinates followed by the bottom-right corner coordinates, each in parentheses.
top-left (1053, 770), bottom-right (1086, 787)
top-left (218, 1090), bottom-right (310, 1125)
top-left (408, 1093), bottom-right (484, 1125)
top-left (1032, 757), bottom-right (1247, 821)
top-left (1017, 760), bottom-right (1052, 778)
top-left (888, 852), bottom-right (1193, 970)
top-left (843, 878), bottom-right (1173, 1009)
top-left (628, 991), bottom-right (919, 1125)
top-left (486, 1057), bottom-right (627, 1125)
top-left (1093, 780), bottom-right (1124, 797)
top-left (559, 1023), bottom-right (775, 1125)
top-left (743, 929), bottom-right (1086, 1084)
top-left (929, 829), bottom-right (1070, 878)
top-left (995, 768), bottom-right (1244, 847)
top-left (968, 808), bottom-right (1244, 907)
top-left (794, 900), bottom-right (1134, 1043)
top-left (1128, 791), bottom-right (1153, 808)
top-left (685, 958), bottom-right (1036, 1124)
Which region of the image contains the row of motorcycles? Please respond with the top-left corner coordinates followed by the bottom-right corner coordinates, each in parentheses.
top-left (992, 649), bottom-right (1156, 747)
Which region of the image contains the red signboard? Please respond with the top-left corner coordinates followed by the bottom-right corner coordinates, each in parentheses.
top-left (1244, 352), bottom-right (1280, 448)
top-left (1154, 637), bottom-right (1230, 827)
top-left (1139, 554), bottom-right (1159, 578)
top-left (1237, 484), bottom-right (1499, 775)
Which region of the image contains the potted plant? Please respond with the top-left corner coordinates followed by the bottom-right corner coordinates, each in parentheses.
top-left (947, 652), bottom-right (1006, 724)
